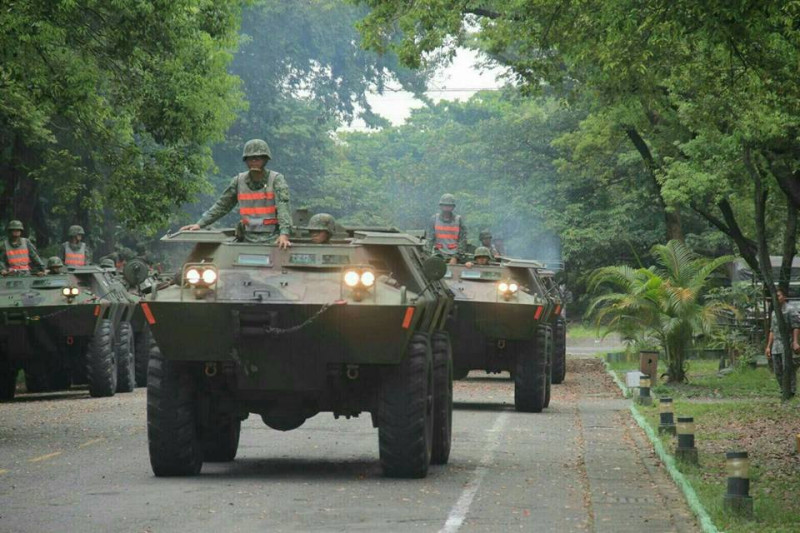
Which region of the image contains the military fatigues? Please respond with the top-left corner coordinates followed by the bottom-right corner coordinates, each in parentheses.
top-left (428, 213), bottom-right (467, 259)
top-left (60, 241), bottom-right (91, 266)
top-left (0, 238), bottom-right (45, 274)
top-left (770, 303), bottom-right (799, 394)
top-left (196, 170), bottom-right (291, 243)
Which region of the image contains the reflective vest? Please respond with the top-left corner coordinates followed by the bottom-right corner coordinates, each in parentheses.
top-left (63, 242), bottom-right (87, 266)
top-left (237, 171), bottom-right (278, 233)
top-left (4, 239), bottom-right (31, 272)
top-left (433, 213), bottom-right (461, 255)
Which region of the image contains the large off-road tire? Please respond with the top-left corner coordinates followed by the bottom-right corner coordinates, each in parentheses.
top-left (551, 318), bottom-right (567, 384)
top-left (134, 326), bottom-right (155, 387)
top-left (514, 326), bottom-right (547, 413)
top-left (147, 345), bottom-right (203, 476)
top-left (379, 333), bottom-right (434, 478)
top-left (86, 319), bottom-right (117, 397)
top-left (431, 332), bottom-right (453, 465)
top-left (544, 325), bottom-right (553, 408)
top-left (116, 322), bottom-right (135, 393)
top-left (202, 417), bottom-right (241, 462)
top-left (0, 357), bottom-right (17, 401)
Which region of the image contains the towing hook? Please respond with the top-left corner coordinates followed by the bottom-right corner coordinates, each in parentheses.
top-left (204, 362), bottom-right (218, 377)
top-left (497, 339), bottom-right (506, 349)
top-left (346, 365), bottom-right (359, 380)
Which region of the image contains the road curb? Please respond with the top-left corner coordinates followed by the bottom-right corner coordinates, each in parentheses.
top-left (601, 360), bottom-right (720, 533)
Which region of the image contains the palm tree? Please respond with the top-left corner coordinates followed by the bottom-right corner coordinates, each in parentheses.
top-left (588, 240), bottom-right (735, 382)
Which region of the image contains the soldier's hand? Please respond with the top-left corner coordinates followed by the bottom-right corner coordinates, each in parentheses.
top-left (0, 269), bottom-right (7, 276)
top-left (793, 341), bottom-right (800, 354)
top-left (465, 261), bottom-right (474, 269)
top-left (277, 234), bottom-right (292, 250)
top-left (448, 257), bottom-right (458, 266)
top-left (180, 224), bottom-right (201, 231)
top-left (35, 271), bottom-right (45, 277)
top-left (765, 347), bottom-right (771, 358)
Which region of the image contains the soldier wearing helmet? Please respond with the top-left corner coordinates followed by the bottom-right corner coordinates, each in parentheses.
top-left (428, 193), bottom-right (468, 265)
top-left (47, 256), bottom-right (64, 275)
top-left (478, 229), bottom-right (500, 259)
top-left (60, 225), bottom-right (91, 267)
top-left (99, 258), bottom-right (116, 270)
top-left (307, 213), bottom-right (336, 244)
top-left (181, 138), bottom-right (292, 249)
top-left (472, 246), bottom-right (493, 266)
top-left (0, 220), bottom-right (45, 276)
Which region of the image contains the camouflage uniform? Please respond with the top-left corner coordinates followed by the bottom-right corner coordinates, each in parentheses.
top-left (0, 221), bottom-right (45, 274)
top-left (427, 194), bottom-right (467, 259)
top-left (478, 230), bottom-right (500, 258)
top-left (770, 302), bottom-right (799, 394)
top-left (60, 225), bottom-right (91, 266)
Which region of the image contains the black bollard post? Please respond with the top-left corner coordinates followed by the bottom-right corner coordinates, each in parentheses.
top-left (658, 397), bottom-right (676, 435)
top-left (723, 451), bottom-right (753, 518)
top-left (675, 416), bottom-right (698, 464)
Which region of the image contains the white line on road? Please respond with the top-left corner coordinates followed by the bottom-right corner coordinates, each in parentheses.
top-left (439, 411), bottom-right (509, 533)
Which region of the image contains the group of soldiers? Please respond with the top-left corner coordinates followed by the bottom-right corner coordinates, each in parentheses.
top-left (0, 222), bottom-right (102, 277)
top-left (426, 193), bottom-right (501, 267)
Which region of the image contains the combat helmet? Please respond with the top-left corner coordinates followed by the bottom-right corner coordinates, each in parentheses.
top-left (68, 225), bottom-right (85, 237)
top-left (438, 193), bottom-right (456, 206)
top-left (474, 246), bottom-right (492, 259)
top-left (479, 229), bottom-right (492, 240)
top-left (242, 139), bottom-right (272, 161)
top-left (308, 213), bottom-right (336, 234)
top-left (47, 256), bottom-right (64, 268)
top-left (100, 258), bottom-right (116, 269)
top-left (7, 220), bottom-right (23, 231)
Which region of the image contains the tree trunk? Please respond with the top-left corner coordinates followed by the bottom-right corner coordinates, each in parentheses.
top-left (779, 198), bottom-right (797, 293)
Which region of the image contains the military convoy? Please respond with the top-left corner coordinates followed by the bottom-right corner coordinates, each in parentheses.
top-left (0, 264), bottom-right (142, 400)
top-left (143, 225), bottom-right (453, 478)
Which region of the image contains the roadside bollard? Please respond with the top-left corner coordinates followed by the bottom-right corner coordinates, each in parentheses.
top-left (636, 374), bottom-right (653, 406)
top-left (675, 416), bottom-right (698, 464)
top-left (723, 451), bottom-right (753, 518)
top-left (658, 397), bottom-right (676, 435)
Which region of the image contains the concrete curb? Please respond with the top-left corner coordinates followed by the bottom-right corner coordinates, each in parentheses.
top-left (601, 360), bottom-right (720, 533)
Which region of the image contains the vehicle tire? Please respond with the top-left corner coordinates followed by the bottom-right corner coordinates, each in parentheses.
top-left (431, 332), bottom-right (453, 465)
top-left (0, 357), bottom-right (17, 401)
top-left (115, 322), bottom-right (135, 393)
top-left (551, 318), bottom-right (567, 384)
top-left (514, 326), bottom-right (547, 413)
top-left (379, 333), bottom-right (434, 478)
top-left (202, 417), bottom-right (241, 462)
top-left (86, 319), bottom-right (117, 398)
top-left (134, 326), bottom-right (154, 387)
top-left (453, 366), bottom-right (469, 380)
top-left (147, 345), bottom-right (203, 476)
top-left (544, 325), bottom-right (553, 408)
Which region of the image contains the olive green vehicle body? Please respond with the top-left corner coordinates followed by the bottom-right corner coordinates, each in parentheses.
top-left (445, 259), bottom-right (551, 375)
top-left (146, 228), bottom-right (452, 418)
top-left (0, 267), bottom-right (137, 397)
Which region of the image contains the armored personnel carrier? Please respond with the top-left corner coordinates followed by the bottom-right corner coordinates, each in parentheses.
top-left (444, 257), bottom-right (552, 412)
top-left (144, 226), bottom-right (452, 478)
top-left (0, 265), bottom-right (139, 400)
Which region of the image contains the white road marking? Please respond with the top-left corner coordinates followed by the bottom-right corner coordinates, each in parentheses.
top-left (440, 411), bottom-right (509, 533)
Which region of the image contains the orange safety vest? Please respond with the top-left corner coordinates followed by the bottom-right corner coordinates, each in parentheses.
top-left (433, 213), bottom-right (461, 254)
top-left (237, 171), bottom-right (278, 233)
top-left (5, 239), bottom-right (31, 272)
top-left (63, 242), bottom-right (87, 266)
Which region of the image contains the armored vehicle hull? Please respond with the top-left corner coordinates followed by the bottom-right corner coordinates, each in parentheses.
top-left (145, 229), bottom-right (452, 478)
top-left (537, 269), bottom-right (566, 385)
top-left (445, 261), bottom-right (552, 412)
top-left (0, 267), bottom-right (138, 400)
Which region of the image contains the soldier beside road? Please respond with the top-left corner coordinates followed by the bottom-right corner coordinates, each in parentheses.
top-left (0, 220), bottom-right (45, 277)
top-left (181, 139), bottom-right (292, 249)
top-left (60, 225), bottom-right (91, 266)
top-left (765, 288), bottom-right (799, 396)
top-left (428, 193), bottom-right (468, 266)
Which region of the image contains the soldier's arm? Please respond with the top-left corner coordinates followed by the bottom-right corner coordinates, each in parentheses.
top-left (27, 241), bottom-right (45, 272)
top-left (0, 242), bottom-right (7, 271)
top-left (427, 215), bottom-right (436, 254)
top-left (273, 174), bottom-right (292, 236)
top-left (196, 177), bottom-right (239, 228)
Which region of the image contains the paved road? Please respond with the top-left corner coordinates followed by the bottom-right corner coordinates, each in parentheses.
top-left (0, 349), bottom-right (696, 532)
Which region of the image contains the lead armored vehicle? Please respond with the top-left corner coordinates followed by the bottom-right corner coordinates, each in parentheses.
top-left (0, 265), bottom-right (139, 400)
top-left (444, 257), bottom-right (552, 412)
top-left (144, 226), bottom-right (452, 478)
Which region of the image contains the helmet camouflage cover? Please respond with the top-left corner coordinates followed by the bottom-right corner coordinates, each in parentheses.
top-left (47, 256), bottom-right (64, 268)
top-left (68, 225), bottom-right (85, 237)
top-left (242, 138), bottom-right (272, 161)
top-left (438, 193), bottom-right (456, 206)
top-left (100, 258), bottom-right (116, 269)
top-left (7, 220), bottom-right (23, 231)
top-left (479, 229), bottom-right (492, 240)
top-left (308, 213), bottom-right (336, 234)
top-left (474, 246), bottom-right (492, 258)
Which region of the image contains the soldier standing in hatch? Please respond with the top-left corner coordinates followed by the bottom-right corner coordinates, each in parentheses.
top-left (60, 225), bottom-right (91, 266)
top-left (181, 139), bottom-right (292, 248)
top-left (307, 213), bottom-right (336, 244)
top-left (428, 193), bottom-right (467, 265)
top-left (0, 220), bottom-right (45, 277)
top-left (478, 229), bottom-right (500, 259)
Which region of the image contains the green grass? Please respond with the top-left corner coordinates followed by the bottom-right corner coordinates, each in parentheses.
top-left (567, 322), bottom-right (608, 340)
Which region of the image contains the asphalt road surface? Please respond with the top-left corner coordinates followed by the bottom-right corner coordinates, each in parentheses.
top-left (0, 344), bottom-right (697, 533)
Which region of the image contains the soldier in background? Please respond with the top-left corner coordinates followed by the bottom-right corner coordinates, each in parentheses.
top-left (0, 220), bottom-right (45, 276)
top-left (478, 229), bottom-right (500, 258)
top-left (46, 257), bottom-right (64, 275)
top-left (428, 193), bottom-right (467, 265)
top-left (61, 225), bottom-right (91, 266)
top-left (99, 258), bottom-right (117, 270)
top-left (765, 287), bottom-right (799, 396)
top-left (181, 139), bottom-right (292, 249)
top-left (308, 213), bottom-right (336, 244)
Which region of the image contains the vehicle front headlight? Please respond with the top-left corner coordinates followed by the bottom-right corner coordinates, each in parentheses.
top-left (202, 269), bottom-right (217, 284)
top-left (62, 287), bottom-right (71, 297)
top-left (509, 283), bottom-right (519, 293)
top-left (361, 271), bottom-right (376, 287)
top-left (70, 287), bottom-right (80, 296)
top-left (186, 268), bottom-right (201, 284)
top-left (344, 270), bottom-right (360, 287)
top-left (498, 282), bottom-right (509, 293)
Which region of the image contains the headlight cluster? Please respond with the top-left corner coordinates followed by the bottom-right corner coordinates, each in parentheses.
top-left (61, 287), bottom-right (80, 298)
top-left (343, 268), bottom-right (375, 288)
top-left (497, 282), bottom-right (519, 294)
top-left (184, 265), bottom-right (218, 287)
